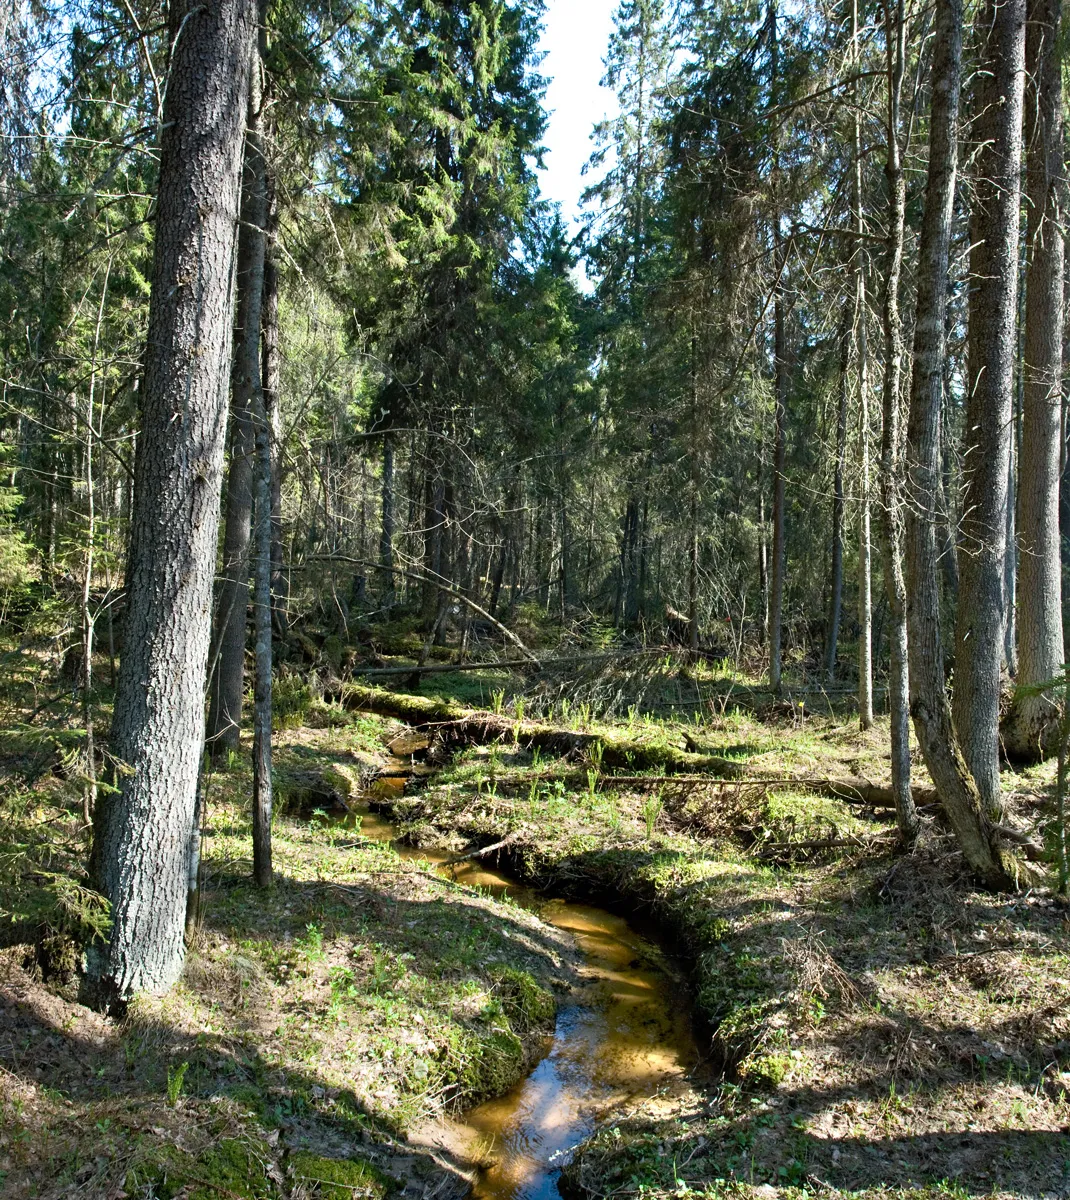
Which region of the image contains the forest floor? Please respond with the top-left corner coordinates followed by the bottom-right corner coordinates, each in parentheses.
top-left (0, 707), bottom-right (573, 1199)
top-left (0, 639), bottom-right (1069, 1199)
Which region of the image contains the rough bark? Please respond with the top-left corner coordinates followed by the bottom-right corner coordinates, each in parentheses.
top-left (89, 0), bottom-right (256, 1002)
top-left (252, 387), bottom-right (273, 887)
top-left (207, 96), bottom-right (268, 754)
top-left (825, 313), bottom-right (849, 681)
top-left (261, 169), bottom-right (287, 636)
top-left (905, 0), bottom-right (1018, 889)
top-left (767, 0), bottom-right (788, 694)
top-left (852, 0), bottom-right (875, 730)
top-left (954, 0), bottom-right (1026, 819)
top-left (207, 406), bottom-right (253, 751)
top-left (1002, 0), bottom-right (1065, 761)
top-left (245, 36), bottom-right (272, 889)
top-left (769, 290), bottom-right (789, 693)
top-left (879, 0), bottom-right (918, 842)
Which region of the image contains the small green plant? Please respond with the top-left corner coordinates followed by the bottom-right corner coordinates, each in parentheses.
top-left (586, 769), bottom-right (599, 805)
top-left (641, 791), bottom-right (664, 839)
top-left (602, 791), bottom-right (620, 830)
top-left (298, 923), bottom-right (325, 962)
top-left (166, 1060), bottom-right (189, 1107)
top-left (531, 746), bottom-right (542, 769)
top-left (589, 740), bottom-right (604, 771)
top-left (490, 689), bottom-right (505, 715)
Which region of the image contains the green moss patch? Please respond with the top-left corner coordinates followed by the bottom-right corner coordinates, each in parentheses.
top-left (290, 1151), bottom-right (389, 1199)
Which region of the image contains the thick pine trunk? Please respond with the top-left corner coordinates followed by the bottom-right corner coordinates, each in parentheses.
top-left (954, 0), bottom-right (1026, 818)
top-left (1001, 0), bottom-right (1065, 761)
top-left (90, 0), bottom-right (256, 1003)
top-left (905, 0), bottom-right (1017, 889)
top-left (879, 0), bottom-right (917, 841)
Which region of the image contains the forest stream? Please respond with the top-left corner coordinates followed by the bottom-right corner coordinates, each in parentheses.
top-left (349, 768), bottom-right (698, 1200)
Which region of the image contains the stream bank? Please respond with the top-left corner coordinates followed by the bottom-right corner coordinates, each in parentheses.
top-left (352, 790), bottom-right (700, 1200)
top-left (361, 726), bottom-right (1070, 1200)
top-left (3, 701), bottom-right (1068, 1200)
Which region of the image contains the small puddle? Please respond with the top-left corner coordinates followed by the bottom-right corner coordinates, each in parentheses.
top-left (350, 764), bottom-right (698, 1200)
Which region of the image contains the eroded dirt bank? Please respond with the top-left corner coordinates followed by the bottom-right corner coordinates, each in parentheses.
top-left (366, 717), bottom-right (1070, 1200)
top-left (355, 797), bottom-right (699, 1200)
top-left (3, 695), bottom-right (1069, 1200)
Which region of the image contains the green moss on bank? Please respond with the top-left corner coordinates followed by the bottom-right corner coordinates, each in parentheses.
top-left (0, 719), bottom-right (568, 1199)
top-left (373, 735), bottom-right (1070, 1200)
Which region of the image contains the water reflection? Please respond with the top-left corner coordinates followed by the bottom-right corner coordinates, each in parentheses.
top-left (354, 782), bottom-right (695, 1200)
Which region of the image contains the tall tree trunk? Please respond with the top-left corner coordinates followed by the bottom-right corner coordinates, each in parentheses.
top-left (261, 169), bottom-right (287, 637)
top-left (879, 0), bottom-right (918, 841)
top-left (89, 0), bottom-right (256, 1003)
top-left (80, 258), bottom-right (112, 826)
top-left (954, 0), bottom-right (1027, 819)
top-left (245, 27), bottom-right (272, 889)
top-left (852, 0), bottom-right (875, 730)
top-left (769, 288), bottom-right (789, 693)
top-left (937, 407), bottom-right (960, 600)
top-left (380, 431), bottom-right (395, 603)
top-left (767, 0), bottom-right (788, 694)
top-left (252, 396), bottom-right (273, 888)
top-left (905, 0), bottom-right (1017, 889)
top-left (688, 330), bottom-right (701, 656)
top-left (422, 463), bottom-right (445, 625)
top-left (826, 309), bottom-right (848, 681)
top-left (207, 104), bottom-right (267, 754)
top-left (1004, 418), bottom-right (1018, 673)
top-left (1002, 0), bottom-right (1065, 761)
top-left (757, 456), bottom-right (769, 647)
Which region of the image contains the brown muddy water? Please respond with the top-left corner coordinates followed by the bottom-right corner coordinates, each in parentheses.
top-left (352, 780), bottom-right (698, 1200)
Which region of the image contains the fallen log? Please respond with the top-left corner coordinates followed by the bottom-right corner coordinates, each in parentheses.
top-left (442, 834), bottom-right (520, 866)
top-left (583, 771), bottom-right (941, 808)
top-left (341, 684), bottom-right (746, 777)
top-left (752, 837), bottom-right (867, 858)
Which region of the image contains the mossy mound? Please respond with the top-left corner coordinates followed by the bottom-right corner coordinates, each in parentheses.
top-left (125, 1136), bottom-right (276, 1199)
top-left (491, 965), bottom-right (556, 1032)
top-left (290, 1151), bottom-right (389, 1199)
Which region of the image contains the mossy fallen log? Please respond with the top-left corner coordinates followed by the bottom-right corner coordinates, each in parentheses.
top-left (340, 684), bottom-right (745, 777)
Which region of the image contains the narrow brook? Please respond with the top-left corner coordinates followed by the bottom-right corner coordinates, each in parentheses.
top-left (354, 782), bottom-right (698, 1200)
